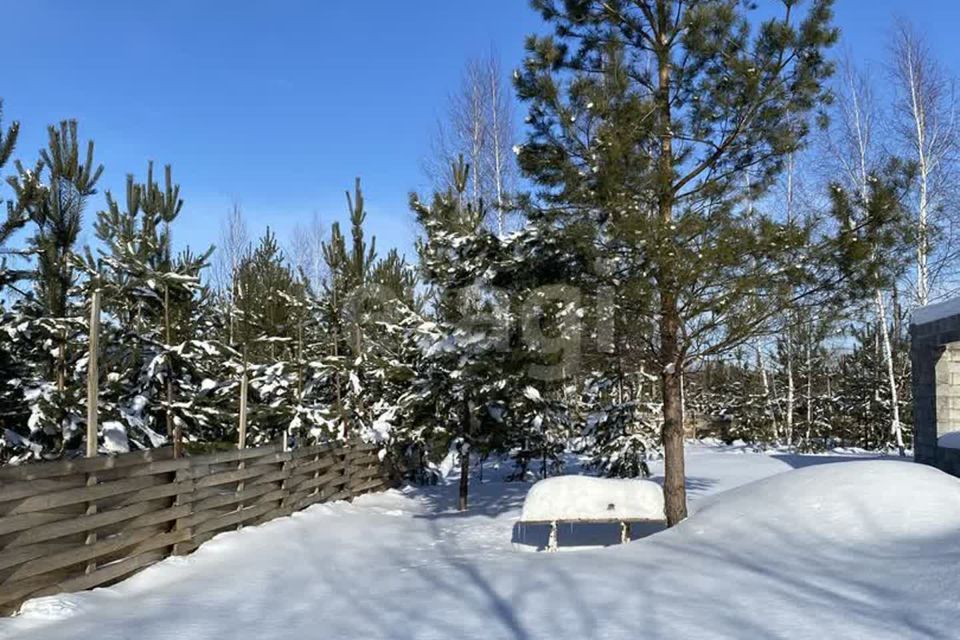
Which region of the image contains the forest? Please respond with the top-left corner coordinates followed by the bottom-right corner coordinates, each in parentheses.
top-left (0, 0), bottom-right (953, 525)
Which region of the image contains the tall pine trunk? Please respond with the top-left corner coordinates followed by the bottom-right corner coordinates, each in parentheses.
top-left (458, 397), bottom-right (471, 511)
top-left (656, 9), bottom-right (687, 527)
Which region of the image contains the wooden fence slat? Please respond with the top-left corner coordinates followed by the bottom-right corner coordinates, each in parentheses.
top-left (0, 448), bottom-right (175, 482)
top-left (2, 525), bottom-right (160, 585)
top-left (191, 502), bottom-right (275, 537)
top-left (5, 476), bottom-right (160, 515)
top-left (0, 476), bottom-right (89, 504)
top-left (192, 465), bottom-right (275, 490)
top-left (0, 510), bottom-right (77, 537)
top-left (31, 549), bottom-right (166, 601)
top-left (2, 500), bottom-right (157, 548)
top-left (191, 483), bottom-right (277, 514)
top-left (186, 445), bottom-right (282, 467)
top-left (0, 439), bottom-right (388, 615)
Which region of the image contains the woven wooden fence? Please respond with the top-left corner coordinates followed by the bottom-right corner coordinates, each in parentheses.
top-left (0, 440), bottom-right (387, 614)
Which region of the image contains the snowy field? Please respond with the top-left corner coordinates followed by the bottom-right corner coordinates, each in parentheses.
top-left (3, 442), bottom-right (959, 639)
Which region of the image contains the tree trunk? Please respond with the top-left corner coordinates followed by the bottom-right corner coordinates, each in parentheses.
top-left (660, 355), bottom-right (686, 526)
top-left (875, 290), bottom-right (906, 456)
top-left (785, 329), bottom-right (795, 447)
top-left (458, 443), bottom-right (470, 512)
top-left (758, 347), bottom-right (778, 441)
top-left (804, 333), bottom-right (813, 443)
top-left (655, 5), bottom-right (687, 527)
top-left (458, 398), bottom-right (471, 511)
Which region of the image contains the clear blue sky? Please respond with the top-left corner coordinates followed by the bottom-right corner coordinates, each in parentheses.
top-left (2, 0), bottom-right (958, 262)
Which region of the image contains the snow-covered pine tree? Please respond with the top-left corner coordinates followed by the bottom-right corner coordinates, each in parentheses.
top-left (409, 156), bottom-right (507, 509)
top-left (87, 163), bottom-right (219, 453)
top-left (232, 229), bottom-right (305, 445)
top-left (1, 121), bottom-right (103, 457)
top-left (0, 99), bottom-right (25, 292)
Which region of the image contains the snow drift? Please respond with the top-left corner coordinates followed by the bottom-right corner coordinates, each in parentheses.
top-left (678, 459), bottom-right (960, 545)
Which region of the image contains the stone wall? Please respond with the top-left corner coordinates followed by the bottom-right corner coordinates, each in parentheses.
top-left (911, 313), bottom-right (960, 476)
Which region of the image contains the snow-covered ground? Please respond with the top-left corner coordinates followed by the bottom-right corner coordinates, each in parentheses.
top-left (3, 443), bottom-right (959, 640)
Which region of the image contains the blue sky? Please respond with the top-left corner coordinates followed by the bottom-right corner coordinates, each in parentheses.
top-left (2, 0), bottom-right (958, 263)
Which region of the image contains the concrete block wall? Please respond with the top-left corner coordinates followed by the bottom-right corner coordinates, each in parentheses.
top-left (911, 311), bottom-right (960, 474)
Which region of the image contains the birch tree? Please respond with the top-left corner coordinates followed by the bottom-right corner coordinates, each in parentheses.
top-left (826, 58), bottom-right (909, 455)
top-left (889, 20), bottom-right (958, 305)
top-left (213, 203), bottom-right (249, 346)
top-left (426, 50), bottom-right (518, 235)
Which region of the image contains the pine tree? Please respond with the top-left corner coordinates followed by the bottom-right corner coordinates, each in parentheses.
top-left (87, 163), bottom-right (218, 453)
top-left (516, 0), bottom-right (838, 525)
top-left (2, 121), bottom-right (104, 454)
top-left (409, 157), bottom-right (506, 509)
top-left (0, 99), bottom-right (25, 292)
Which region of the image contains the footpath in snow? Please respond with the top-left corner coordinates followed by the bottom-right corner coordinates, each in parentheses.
top-left (2, 443), bottom-right (959, 640)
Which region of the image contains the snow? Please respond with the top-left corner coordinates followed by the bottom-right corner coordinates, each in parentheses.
top-left (937, 431), bottom-right (960, 449)
top-left (100, 421), bottom-right (130, 454)
top-left (912, 295), bottom-right (960, 325)
top-left (520, 475), bottom-right (664, 522)
top-left (3, 443), bottom-right (959, 640)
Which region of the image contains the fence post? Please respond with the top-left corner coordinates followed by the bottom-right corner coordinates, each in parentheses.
top-left (86, 287), bottom-right (101, 458)
top-left (236, 356), bottom-right (249, 528)
top-left (84, 286), bottom-right (102, 575)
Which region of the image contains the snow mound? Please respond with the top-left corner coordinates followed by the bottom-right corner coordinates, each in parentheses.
top-left (683, 460), bottom-right (960, 545)
top-left (938, 431), bottom-right (960, 449)
top-left (520, 475), bottom-right (664, 522)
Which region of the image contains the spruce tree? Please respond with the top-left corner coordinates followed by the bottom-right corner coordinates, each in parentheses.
top-left (516, 0), bottom-right (838, 525)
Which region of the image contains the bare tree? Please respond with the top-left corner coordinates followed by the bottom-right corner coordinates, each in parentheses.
top-left (289, 211), bottom-right (328, 294)
top-left (825, 57), bottom-right (906, 455)
top-left (424, 49), bottom-right (518, 235)
top-left (889, 19), bottom-right (959, 305)
top-left (213, 203), bottom-right (250, 346)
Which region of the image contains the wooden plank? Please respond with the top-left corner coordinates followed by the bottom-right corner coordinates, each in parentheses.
top-left (0, 510), bottom-right (77, 537)
top-left (326, 489), bottom-right (352, 503)
top-left (249, 451), bottom-right (292, 466)
top-left (4, 476), bottom-right (160, 515)
top-left (0, 542), bottom-right (78, 573)
top-left (2, 500), bottom-right (157, 547)
top-left (29, 549), bottom-right (165, 603)
top-left (0, 569), bottom-right (75, 613)
top-left (247, 469), bottom-right (288, 488)
top-left (288, 456), bottom-right (335, 476)
top-left (192, 465), bottom-right (274, 490)
top-left (290, 490), bottom-right (332, 513)
top-left (191, 483), bottom-right (277, 513)
top-left (294, 467), bottom-right (346, 494)
top-left (186, 488), bottom-right (286, 529)
top-left (0, 448), bottom-right (175, 482)
top-left (108, 480), bottom-right (193, 508)
top-left (350, 478), bottom-right (387, 495)
top-left (187, 443), bottom-right (281, 467)
top-left (2, 524), bottom-right (161, 584)
top-left (349, 466), bottom-right (382, 482)
top-left (191, 502), bottom-right (274, 537)
top-left (95, 458), bottom-right (190, 481)
top-left (0, 476), bottom-right (89, 504)
top-left (290, 444), bottom-right (335, 459)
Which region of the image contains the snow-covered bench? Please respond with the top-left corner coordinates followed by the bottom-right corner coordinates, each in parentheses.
top-left (518, 476), bottom-right (665, 551)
